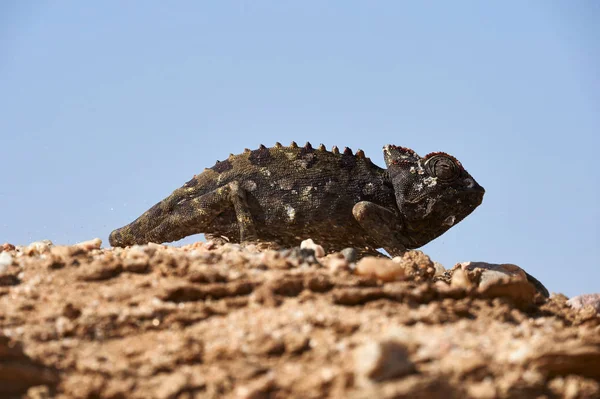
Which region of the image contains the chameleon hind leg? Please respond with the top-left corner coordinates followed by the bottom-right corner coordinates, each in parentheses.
top-left (140, 180), bottom-right (258, 244)
top-left (196, 181), bottom-right (258, 242)
top-left (109, 180), bottom-right (258, 246)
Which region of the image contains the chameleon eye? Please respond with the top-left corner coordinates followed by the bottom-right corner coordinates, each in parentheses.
top-left (426, 155), bottom-right (460, 182)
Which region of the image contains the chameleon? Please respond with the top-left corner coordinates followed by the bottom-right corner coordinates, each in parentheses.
top-left (109, 142), bottom-right (485, 256)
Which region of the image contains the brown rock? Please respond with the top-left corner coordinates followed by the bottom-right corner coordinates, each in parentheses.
top-left (24, 240), bottom-right (53, 255)
top-left (0, 239), bottom-right (598, 399)
top-left (354, 339), bottom-right (415, 382)
top-left (355, 257), bottom-right (405, 282)
top-left (451, 262), bottom-right (539, 305)
top-left (74, 237), bottom-right (102, 251)
top-left (450, 268), bottom-right (472, 289)
top-left (567, 294), bottom-right (600, 313)
top-left (531, 343), bottom-right (600, 379)
top-left (1, 242), bottom-right (16, 252)
top-left (455, 261), bottom-right (527, 287)
top-left (478, 280), bottom-right (536, 307)
top-left (122, 249), bottom-right (151, 273)
top-left (392, 250), bottom-right (435, 281)
top-left (0, 335), bottom-right (58, 396)
top-left (78, 258), bottom-right (123, 281)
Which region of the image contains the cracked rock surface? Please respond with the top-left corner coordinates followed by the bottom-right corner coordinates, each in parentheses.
top-left (0, 239), bottom-right (598, 399)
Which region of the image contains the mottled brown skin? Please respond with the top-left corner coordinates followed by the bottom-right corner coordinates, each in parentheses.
top-left (109, 142), bottom-right (485, 256)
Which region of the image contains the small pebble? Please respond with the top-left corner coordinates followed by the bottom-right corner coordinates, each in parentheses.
top-left (1, 243), bottom-right (16, 252)
top-left (300, 239), bottom-right (325, 258)
top-left (327, 257), bottom-right (350, 274)
top-left (450, 268), bottom-right (472, 289)
top-left (25, 240), bottom-right (53, 255)
top-left (0, 252), bottom-right (13, 272)
top-left (340, 248), bottom-right (358, 263)
top-left (567, 294), bottom-right (600, 313)
top-left (355, 257), bottom-right (405, 282)
top-left (74, 238), bottom-right (102, 251)
top-left (354, 339), bottom-right (414, 382)
top-left (433, 262), bottom-right (446, 276)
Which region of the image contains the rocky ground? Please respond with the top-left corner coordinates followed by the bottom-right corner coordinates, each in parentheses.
top-left (0, 238), bottom-right (599, 399)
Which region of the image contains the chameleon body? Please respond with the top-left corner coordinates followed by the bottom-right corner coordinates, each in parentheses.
top-left (109, 143), bottom-right (485, 256)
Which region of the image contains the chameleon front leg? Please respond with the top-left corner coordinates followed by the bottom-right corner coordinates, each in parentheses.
top-left (352, 201), bottom-right (407, 257)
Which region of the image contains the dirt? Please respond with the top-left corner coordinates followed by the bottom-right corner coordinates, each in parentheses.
top-left (0, 239), bottom-right (599, 399)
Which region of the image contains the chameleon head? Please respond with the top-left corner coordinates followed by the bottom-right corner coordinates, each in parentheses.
top-left (383, 145), bottom-right (485, 243)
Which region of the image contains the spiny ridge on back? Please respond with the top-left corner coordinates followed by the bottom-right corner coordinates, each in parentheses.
top-left (207, 142), bottom-right (373, 167)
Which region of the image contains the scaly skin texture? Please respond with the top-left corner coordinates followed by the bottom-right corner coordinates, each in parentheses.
top-left (109, 142), bottom-right (485, 256)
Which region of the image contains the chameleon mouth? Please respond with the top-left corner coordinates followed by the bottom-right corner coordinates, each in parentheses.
top-left (442, 215), bottom-right (456, 226)
top-left (465, 183), bottom-right (485, 206)
top-left (109, 225), bottom-right (137, 247)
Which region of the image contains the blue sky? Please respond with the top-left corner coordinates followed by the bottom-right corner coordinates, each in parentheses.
top-left (1, 1), bottom-right (598, 297)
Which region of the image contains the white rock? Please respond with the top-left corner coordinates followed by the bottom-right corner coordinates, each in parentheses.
top-left (0, 252), bottom-right (13, 272)
top-left (300, 238), bottom-right (325, 258)
top-left (25, 240), bottom-right (53, 255)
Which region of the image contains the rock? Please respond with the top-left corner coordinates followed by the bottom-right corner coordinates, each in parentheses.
top-left (455, 261), bottom-right (547, 294)
top-left (123, 249), bottom-right (151, 273)
top-left (0, 252), bottom-right (13, 272)
top-left (451, 262), bottom-right (540, 306)
top-left (24, 240), bottom-right (53, 255)
top-left (432, 262), bottom-right (445, 276)
top-left (159, 281), bottom-right (254, 302)
top-left (325, 255), bottom-right (350, 274)
top-left (1, 243), bottom-right (16, 252)
top-left (354, 339), bottom-right (415, 382)
top-left (355, 257), bottom-right (405, 282)
top-left (74, 237), bottom-right (102, 251)
top-left (235, 373), bottom-right (276, 399)
top-left (279, 247), bottom-right (320, 266)
top-left (341, 248), bottom-right (358, 263)
top-left (478, 280), bottom-right (537, 308)
top-left (530, 342), bottom-right (600, 379)
top-left (153, 371), bottom-right (190, 399)
top-left (524, 271), bottom-right (550, 298)
top-left (456, 262), bottom-right (527, 288)
top-left (300, 239), bottom-right (325, 258)
top-left (0, 334), bottom-right (58, 396)
top-left (450, 268), bottom-right (472, 289)
top-left (78, 259), bottom-right (123, 281)
top-left (2, 234), bottom-right (599, 398)
top-left (391, 251), bottom-right (435, 282)
top-left (567, 294), bottom-right (600, 313)
top-left (0, 273), bottom-right (20, 286)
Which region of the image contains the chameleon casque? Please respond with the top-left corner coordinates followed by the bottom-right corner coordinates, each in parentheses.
top-left (109, 143), bottom-right (485, 256)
